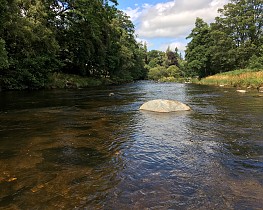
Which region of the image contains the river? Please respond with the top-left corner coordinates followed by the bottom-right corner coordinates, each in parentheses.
top-left (0, 81), bottom-right (262, 209)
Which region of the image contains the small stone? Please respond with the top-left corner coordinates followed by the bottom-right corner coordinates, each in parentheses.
top-left (257, 87), bottom-right (263, 93)
top-left (236, 90), bottom-right (247, 93)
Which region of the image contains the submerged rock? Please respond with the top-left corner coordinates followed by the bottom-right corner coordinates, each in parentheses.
top-left (139, 99), bottom-right (191, 113)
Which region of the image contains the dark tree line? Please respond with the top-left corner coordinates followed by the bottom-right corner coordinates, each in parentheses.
top-left (0, 0), bottom-right (147, 90)
top-left (185, 0), bottom-right (263, 78)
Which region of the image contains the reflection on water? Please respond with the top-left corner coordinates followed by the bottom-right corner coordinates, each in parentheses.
top-left (0, 81), bottom-right (262, 209)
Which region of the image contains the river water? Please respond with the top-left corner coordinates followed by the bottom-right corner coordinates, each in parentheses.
top-left (0, 81), bottom-right (262, 209)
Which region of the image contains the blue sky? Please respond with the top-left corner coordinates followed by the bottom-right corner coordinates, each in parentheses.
top-left (117, 0), bottom-right (229, 53)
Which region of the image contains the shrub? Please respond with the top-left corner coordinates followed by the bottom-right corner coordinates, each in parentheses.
top-left (148, 66), bottom-right (167, 80)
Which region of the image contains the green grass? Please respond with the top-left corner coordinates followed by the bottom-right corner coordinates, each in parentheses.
top-left (198, 69), bottom-right (263, 88)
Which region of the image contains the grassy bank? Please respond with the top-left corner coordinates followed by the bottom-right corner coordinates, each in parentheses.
top-left (197, 69), bottom-right (263, 88)
top-left (46, 73), bottom-right (113, 89)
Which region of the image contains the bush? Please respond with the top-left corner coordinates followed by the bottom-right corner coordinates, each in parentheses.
top-left (148, 66), bottom-right (167, 80)
top-left (159, 76), bottom-right (177, 82)
top-left (167, 65), bottom-right (180, 77)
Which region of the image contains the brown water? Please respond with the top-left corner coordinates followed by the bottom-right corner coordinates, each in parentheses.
top-left (0, 81), bottom-right (262, 209)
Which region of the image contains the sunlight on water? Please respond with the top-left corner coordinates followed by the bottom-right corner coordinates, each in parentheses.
top-left (0, 81), bottom-right (262, 209)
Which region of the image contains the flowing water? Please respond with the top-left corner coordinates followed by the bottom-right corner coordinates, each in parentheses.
top-left (0, 81), bottom-right (262, 209)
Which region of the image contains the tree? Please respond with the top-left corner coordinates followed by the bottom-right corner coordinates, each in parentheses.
top-left (106, 10), bottom-right (146, 81)
top-left (164, 47), bottom-right (179, 67)
top-left (185, 1), bottom-right (263, 77)
top-left (0, 0), bottom-right (60, 89)
top-left (215, 0), bottom-right (263, 69)
top-left (0, 0), bottom-right (147, 89)
top-left (209, 20), bottom-right (237, 73)
top-left (147, 50), bottom-right (165, 67)
top-left (185, 18), bottom-right (211, 77)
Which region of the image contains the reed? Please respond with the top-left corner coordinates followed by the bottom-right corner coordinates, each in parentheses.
top-left (199, 69), bottom-right (263, 88)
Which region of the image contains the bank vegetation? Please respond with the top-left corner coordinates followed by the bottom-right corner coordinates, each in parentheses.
top-left (197, 69), bottom-right (263, 88)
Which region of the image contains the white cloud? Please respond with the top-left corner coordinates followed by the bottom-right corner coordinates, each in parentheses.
top-left (135, 0), bottom-right (229, 38)
top-left (123, 7), bottom-right (141, 21)
top-left (159, 41), bottom-right (187, 52)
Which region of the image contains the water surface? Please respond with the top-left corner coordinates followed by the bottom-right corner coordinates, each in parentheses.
top-left (0, 81), bottom-right (262, 209)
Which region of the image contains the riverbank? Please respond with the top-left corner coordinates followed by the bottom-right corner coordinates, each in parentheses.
top-left (46, 73), bottom-right (110, 89)
top-left (0, 73), bottom-right (137, 91)
top-left (195, 69), bottom-right (263, 89)
top-left (46, 72), bottom-right (136, 89)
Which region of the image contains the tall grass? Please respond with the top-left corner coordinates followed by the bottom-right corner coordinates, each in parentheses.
top-left (199, 69), bottom-right (263, 88)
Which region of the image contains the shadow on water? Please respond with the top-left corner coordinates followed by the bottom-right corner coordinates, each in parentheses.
top-left (0, 81), bottom-right (263, 209)
top-left (0, 150), bottom-right (17, 160)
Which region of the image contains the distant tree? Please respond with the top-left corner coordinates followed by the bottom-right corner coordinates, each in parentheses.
top-left (165, 47), bottom-right (179, 67)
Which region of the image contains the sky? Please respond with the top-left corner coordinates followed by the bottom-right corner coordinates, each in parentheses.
top-left (117, 0), bottom-right (229, 54)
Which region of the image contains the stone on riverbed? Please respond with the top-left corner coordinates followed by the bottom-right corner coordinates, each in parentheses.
top-left (139, 99), bottom-right (191, 113)
top-left (258, 87), bottom-right (263, 93)
top-left (236, 89), bottom-right (247, 93)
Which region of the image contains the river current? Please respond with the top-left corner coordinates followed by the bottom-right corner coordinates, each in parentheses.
top-left (0, 81), bottom-right (262, 209)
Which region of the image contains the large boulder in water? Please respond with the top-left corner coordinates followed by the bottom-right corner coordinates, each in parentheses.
top-left (139, 99), bottom-right (191, 113)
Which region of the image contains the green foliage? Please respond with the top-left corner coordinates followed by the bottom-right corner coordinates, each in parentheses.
top-left (0, 39), bottom-right (8, 69)
top-left (148, 65), bottom-right (181, 81)
top-left (148, 66), bottom-right (167, 80)
top-left (167, 65), bottom-right (180, 78)
top-left (0, 0), bottom-right (60, 89)
top-left (148, 58), bottom-right (160, 68)
top-left (146, 47), bottom-right (184, 81)
top-left (147, 50), bottom-right (165, 68)
top-left (185, 1), bottom-right (263, 78)
top-left (0, 0), bottom-right (146, 90)
top-left (185, 18), bottom-right (211, 77)
top-left (248, 55), bottom-right (263, 69)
